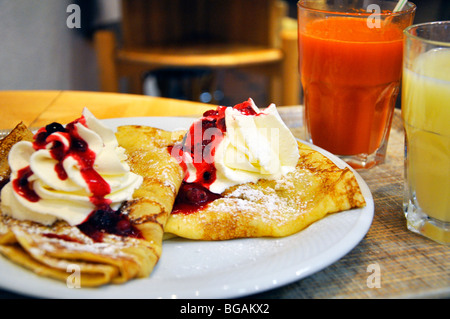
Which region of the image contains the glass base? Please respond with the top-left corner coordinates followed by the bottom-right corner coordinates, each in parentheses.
top-left (311, 129), bottom-right (390, 170)
top-left (337, 151), bottom-right (385, 169)
top-left (404, 199), bottom-right (450, 245)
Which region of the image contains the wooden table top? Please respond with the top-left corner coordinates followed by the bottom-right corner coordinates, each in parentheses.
top-left (0, 90), bottom-right (448, 299)
top-left (0, 90), bottom-right (212, 130)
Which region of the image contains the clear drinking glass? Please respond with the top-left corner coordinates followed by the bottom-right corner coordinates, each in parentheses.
top-left (298, 0), bottom-right (416, 168)
top-left (402, 21), bottom-right (450, 245)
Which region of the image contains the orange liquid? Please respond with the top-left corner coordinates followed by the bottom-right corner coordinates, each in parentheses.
top-left (299, 17), bottom-right (403, 155)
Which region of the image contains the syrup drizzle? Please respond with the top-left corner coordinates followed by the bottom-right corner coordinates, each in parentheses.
top-left (171, 101), bottom-right (258, 215)
top-left (172, 182), bottom-right (222, 215)
top-left (12, 118), bottom-right (142, 242)
top-left (13, 166), bottom-right (39, 202)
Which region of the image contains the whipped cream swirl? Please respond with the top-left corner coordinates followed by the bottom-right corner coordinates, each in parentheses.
top-left (183, 99), bottom-right (299, 194)
top-left (0, 108), bottom-right (143, 226)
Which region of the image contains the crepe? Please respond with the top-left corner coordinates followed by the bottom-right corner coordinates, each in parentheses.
top-left (0, 122), bottom-right (34, 189)
top-left (0, 124), bottom-right (185, 287)
top-left (164, 142), bottom-right (366, 240)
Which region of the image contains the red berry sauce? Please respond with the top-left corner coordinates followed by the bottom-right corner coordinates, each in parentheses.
top-left (12, 118), bottom-right (142, 242)
top-left (78, 206), bottom-right (143, 242)
top-left (171, 100), bottom-right (258, 215)
top-left (172, 182), bottom-right (222, 215)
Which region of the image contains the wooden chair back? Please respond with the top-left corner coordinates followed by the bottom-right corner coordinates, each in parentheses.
top-left (121, 0), bottom-right (280, 49)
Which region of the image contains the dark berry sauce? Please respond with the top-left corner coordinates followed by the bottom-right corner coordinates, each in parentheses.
top-left (172, 182), bottom-right (222, 215)
top-left (43, 233), bottom-right (83, 244)
top-left (12, 117), bottom-right (142, 242)
top-left (171, 101), bottom-right (258, 215)
top-left (78, 206), bottom-right (143, 242)
top-left (27, 117), bottom-right (112, 207)
top-left (232, 100), bottom-right (258, 115)
top-left (180, 106), bottom-right (228, 189)
top-left (13, 166), bottom-right (39, 202)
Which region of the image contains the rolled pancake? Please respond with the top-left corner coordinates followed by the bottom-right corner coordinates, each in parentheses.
top-left (0, 125), bottom-right (185, 287)
top-left (165, 142), bottom-right (366, 240)
top-left (0, 122), bottom-right (34, 189)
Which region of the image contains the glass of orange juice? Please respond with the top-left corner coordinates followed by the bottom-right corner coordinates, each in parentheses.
top-left (402, 21), bottom-right (450, 245)
top-left (297, 0), bottom-right (415, 168)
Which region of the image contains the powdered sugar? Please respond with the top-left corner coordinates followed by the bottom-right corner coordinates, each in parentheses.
top-left (1, 214), bottom-right (142, 258)
top-left (226, 184), bottom-right (280, 212)
top-left (215, 180), bottom-right (302, 227)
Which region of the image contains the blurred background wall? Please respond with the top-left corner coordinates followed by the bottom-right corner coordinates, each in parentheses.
top-left (0, 0), bottom-right (102, 91)
top-left (0, 0), bottom-right (448, 104)
top-left (0, 0), bottom-right (124, 92)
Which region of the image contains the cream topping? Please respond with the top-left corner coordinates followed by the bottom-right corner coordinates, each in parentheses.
top-left (0, 108), bottom-right (143, 226)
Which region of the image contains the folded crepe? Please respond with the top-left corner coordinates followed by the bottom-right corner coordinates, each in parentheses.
top-left (165, 142), bottom-right (366, 240)
top-left (0, 124), bottom-right (185, 287)
top-left (0, 122), bottom-right (34, 189)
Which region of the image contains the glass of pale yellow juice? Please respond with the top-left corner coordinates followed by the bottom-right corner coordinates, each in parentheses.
top-left (402, 21), bottom-right (450, 245)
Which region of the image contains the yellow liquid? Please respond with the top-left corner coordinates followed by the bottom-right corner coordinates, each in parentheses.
top-left (402, 49), bottom-right (450, 222)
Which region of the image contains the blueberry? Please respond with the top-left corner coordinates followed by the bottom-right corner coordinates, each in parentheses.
top-left (186, 187), bottom-right (208, 205)
top-left (91, 209), bottom-right (117, 231)
top-left (45, 122), bottom-right (66, 134)
top-left (71, 138), bottom-right (87, 152)
top-left (203, 171), bottom-right (212, 181)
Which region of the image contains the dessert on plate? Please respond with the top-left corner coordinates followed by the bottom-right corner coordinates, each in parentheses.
top-left (0, 109), bottom-right (184, 286)
top-left (0, 99), bottom-right (366, 287)
top-left (165, 99), bottom-right (366, 240)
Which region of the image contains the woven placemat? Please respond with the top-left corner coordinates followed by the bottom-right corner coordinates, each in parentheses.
top-left (254, 107), bottom-right (450, 299)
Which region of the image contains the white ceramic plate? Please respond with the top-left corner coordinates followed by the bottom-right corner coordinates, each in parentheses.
top-left (0, 117), bottom-right (374, 299)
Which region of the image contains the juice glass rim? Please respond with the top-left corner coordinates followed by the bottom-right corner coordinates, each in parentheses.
top-left (404, 21), bottom-right (450, 48)
top-left (297, 0), bottom-right (416, 18)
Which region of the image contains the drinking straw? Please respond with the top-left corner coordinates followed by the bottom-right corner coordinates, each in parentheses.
top-left (382, 0), bottom-right (407, 26)
top-left (393, 0), bottom-right (408, 12)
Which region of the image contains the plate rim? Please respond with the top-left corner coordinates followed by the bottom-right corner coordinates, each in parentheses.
top-left (0, 116), bottom-right (374, 299)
